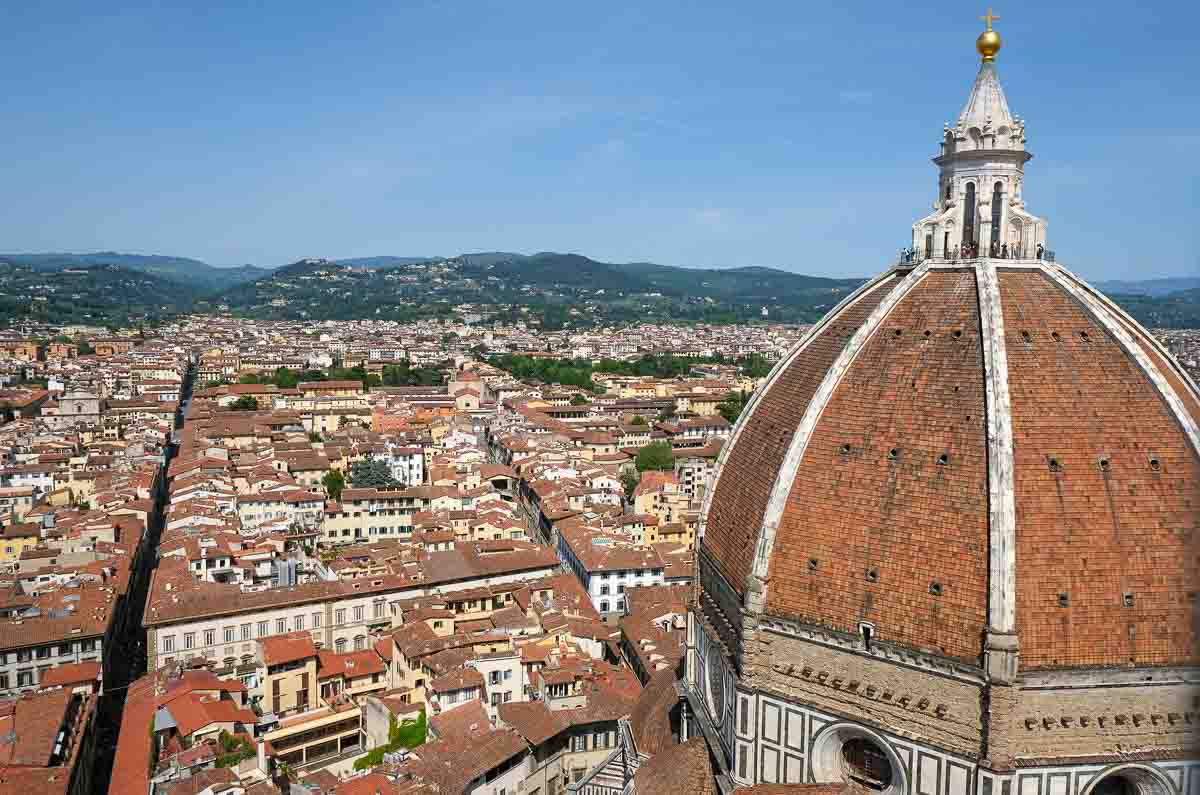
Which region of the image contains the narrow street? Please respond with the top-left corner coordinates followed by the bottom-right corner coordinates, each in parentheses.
top-left (89, 361), bottom-right (194, 793)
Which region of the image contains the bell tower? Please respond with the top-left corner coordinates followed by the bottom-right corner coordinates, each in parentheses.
top-left (911, 9), bottom-right (1047, 260)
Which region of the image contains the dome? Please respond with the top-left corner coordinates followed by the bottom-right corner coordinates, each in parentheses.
top-left (699, 258), bottom-right (1200, 671)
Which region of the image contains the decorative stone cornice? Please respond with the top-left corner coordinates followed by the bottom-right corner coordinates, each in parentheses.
top-left (755, 614), bottom-right (986, 685)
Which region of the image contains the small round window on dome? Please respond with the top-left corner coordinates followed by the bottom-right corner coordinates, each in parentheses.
top-left (1079, 330), bottom-right (1091, 342)
top-left (1149, 457), bottom-right (1161, 472)
top-left (887, 448), bottom-right (899, 461)
top-left (1048, 457), bottom-right (1061, 472)
top-left (1099, 458), bottom-right (1111, 472)
top-left (840, 443), bottom-right (851, 455)
top-left (953, 330), bottom-right (963, 339)
top-left (1020, 330), bottom-right (1032, 343)
top-left (808, 558), bottom-right (820, 572)
top-left (937, 453), bottom-right (949, 466)
top-left (1051, 331), bottom-right (1062, 342)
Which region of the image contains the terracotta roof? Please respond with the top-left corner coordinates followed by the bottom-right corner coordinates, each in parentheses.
top-left (0, 689), bottom-right (72, 769)
top-left (632, 736), bottom-right (715, 795)
top-left (164, 768), bottom-right (239, 795)
top-left (702, 274), bottom-right (899, 607)
top-left (702, 263), bottom-right (1200, 670)
top-left (36, 661), bottom-right (102, 689)
top-left (317, 648), bottom-right (387, 679)
top-left (333, 773), bottom-right (401, 795)
top-left (259, 631), bottom-right (317, 666)
top-left (628, 669), bottom-right (679, 756)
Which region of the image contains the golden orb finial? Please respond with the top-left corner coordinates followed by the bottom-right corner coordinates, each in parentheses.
top-left (977, 7), bottom-right (1002, 61)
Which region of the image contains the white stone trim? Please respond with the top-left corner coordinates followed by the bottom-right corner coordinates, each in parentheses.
top-left (976, 259), bottom-right (1017, 635)
top-left (1042, 265), bottom-right (1200, 462)
top-left (1019, 665), bottom-right (1200, 690)
top-left (1050, 263), bottom-right (1200, 412)
top-left (748, 262), bottom-right (934, 603)
top-left (697, 268), bottom-right (901, 544)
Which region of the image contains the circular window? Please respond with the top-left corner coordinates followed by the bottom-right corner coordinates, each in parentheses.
top-left (1092, 778), bottom-right (1136, 795)
top-left (811, 724), bottom-right (906, 795)
top-left (706, 648), bottom-right (726, 719)
top-left (1084, 765), bottom-right (1174, 795)
top-left (842, 737), bottom-right (892, 790)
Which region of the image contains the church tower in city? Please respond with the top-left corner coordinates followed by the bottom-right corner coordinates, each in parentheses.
top-left (911, 10), bottom-right (1047, 260)
top-left (649, 11), bottom-right (1200, 795)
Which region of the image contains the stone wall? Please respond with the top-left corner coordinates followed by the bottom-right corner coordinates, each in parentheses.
top-left (1010, 681), bottom-right (1200, 761)
top-left (741, 624), bottom-right (984, 760)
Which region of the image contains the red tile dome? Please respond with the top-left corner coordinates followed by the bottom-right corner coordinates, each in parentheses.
top-left (699, 260), bottom-right (1200, 671)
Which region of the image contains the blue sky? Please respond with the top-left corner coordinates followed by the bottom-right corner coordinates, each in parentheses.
top-left (1, 1), bottom-right (1196, 280)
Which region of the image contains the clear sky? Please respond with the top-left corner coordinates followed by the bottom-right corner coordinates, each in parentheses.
top-left (1, 1), bottom-right (1196, 280)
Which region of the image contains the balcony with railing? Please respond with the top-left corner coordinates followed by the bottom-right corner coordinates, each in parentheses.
top-left (898, 242), bottom-right (1055, 267)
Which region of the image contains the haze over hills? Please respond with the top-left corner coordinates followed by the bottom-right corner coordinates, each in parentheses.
top-left (0, 262), bottom-right (199, 326)
top-left (1093, 277), bottom-right (1200, 297)
top-left (0, 252), bottom-right (271, 291)
top-left (209, 253), bottom-right (869, 326)
top-left (1, 249), bottom-right (1199, 329)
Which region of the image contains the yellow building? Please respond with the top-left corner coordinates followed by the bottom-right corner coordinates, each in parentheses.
top-left (632, 471), bottom-right (689, 526)
top-left (0, 521), bottom-right (40, 562)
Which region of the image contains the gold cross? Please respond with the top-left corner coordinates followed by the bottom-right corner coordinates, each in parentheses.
top-left (981, 7), bottom-right (1001, 30)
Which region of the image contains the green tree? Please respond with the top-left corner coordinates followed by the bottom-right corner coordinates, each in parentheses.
top-left (272, 366), bottom-right (300, 389)
top-left (214, 731), bottom-right (255, 768)
top-left (620, 471), bottom-right (639, 501)
top-left (229, 395), bottom-right (260, 411)
top-left (717, 391), bottom-right (749, 424)
top-left (350, 459), bottom-right (400, 490)
top-left (738, 354), bottom-right (773, 379)
top-left (353, 712), bottom-right (426, 770)
top-left (635, 442), bottom-right (674, 472)
top-left (322, 469), bottom-right (345, 501)
top-left (630, 415), bottom-right (647, 426)
top-left (569, 394), bottom-right (589, 406)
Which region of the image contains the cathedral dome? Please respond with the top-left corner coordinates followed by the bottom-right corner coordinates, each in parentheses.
top-left (698, 258), bottom-right (1200, 671)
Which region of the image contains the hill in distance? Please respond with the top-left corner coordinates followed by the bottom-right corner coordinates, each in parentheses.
top-left (0, 262), bottom-right (199, 327)
top-left (214, 252), bottom-right (872, 325)
top-left (1094, 276), bottom-right (1200, 297)
top-left (5, 249), bottom-right (1200, 329)
top-left (0, 252), bottom-right (272, 292)
top-left (335, 256), bottom-right (440, 269)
